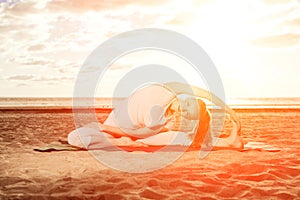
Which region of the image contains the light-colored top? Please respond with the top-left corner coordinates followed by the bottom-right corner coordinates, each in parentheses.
top-left (104, 84), bottom-right (174, 136)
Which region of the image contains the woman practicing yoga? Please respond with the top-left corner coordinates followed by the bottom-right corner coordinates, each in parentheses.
top-left (68, 82), bottom-right (244, 150)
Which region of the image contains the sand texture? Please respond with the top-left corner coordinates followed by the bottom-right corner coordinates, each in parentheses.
top-left (0, 110), bottom-right (300, 199)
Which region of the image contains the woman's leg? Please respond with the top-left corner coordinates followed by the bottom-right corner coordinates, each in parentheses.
top-left (136, 131), bottom-right (192, 146)
top-left (68, 127), bottom-right (114, 149)
top-left (68, 126), bottom-right (147, 149)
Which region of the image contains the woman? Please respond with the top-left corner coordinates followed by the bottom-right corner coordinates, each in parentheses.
top-left (68, 82), bottom-right (243, 149)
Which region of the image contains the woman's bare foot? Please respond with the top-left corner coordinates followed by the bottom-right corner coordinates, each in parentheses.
top-left (227, 121), bottom-right (244, 149)
top-left (212, 120), bottom-right (244, 149)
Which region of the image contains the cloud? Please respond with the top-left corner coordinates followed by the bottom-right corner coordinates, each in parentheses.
top-left (45, 0), bottom-right (171, 13)
top-left (251, 33), bottom-right (300, 48)
top-left (109, 63), bottom-right (132, 71)
top-left (16, 83), bottom-right (28, 87)
top-left (22, 59), bottom-right (50, 66)
top-left (0, 0), bottom-right (40, 15)
top-left (0, 22), bottom-right (36, 32)
top-left (7, 74), bottom-right (34, 80)
top-left (7, 56), bottom-right (52, 66)
top-left (33, 75), bottom-right (74, 82)
top-left (247, 0), bottom-right (300, 48)
top-left (47, 15), bottom-right (85, 41)
top-left (1, 0), bottom-right (176, 78)
top-left (27, 44), bottom-right (45, 51)
top-left (278, 17), bottom-right (300, 29)
top-left (6, 74), bottom-right (74, 83)
top-left (1, 0), bottom-right (171, 15)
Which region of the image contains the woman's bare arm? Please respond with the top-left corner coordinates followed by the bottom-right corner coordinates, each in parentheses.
top-left (164, 82), bottom-right (241, 132)
top-left (98, 124), bottom-right (129, 138)
top-left (99, 123), bottom-right (163, 140)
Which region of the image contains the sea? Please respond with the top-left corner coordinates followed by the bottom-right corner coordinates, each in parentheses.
top-left (0, 97), bottom-right (299, 110)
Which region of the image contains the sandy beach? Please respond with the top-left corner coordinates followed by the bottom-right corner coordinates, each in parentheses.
top-left (1, 109), bottom-right (300, 199)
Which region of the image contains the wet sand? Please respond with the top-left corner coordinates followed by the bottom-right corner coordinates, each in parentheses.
top-left (0, 109), bottom-right (300, 199)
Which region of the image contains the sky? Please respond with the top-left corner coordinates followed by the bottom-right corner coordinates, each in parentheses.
top-left (0, 0), bottom-right (300, 98)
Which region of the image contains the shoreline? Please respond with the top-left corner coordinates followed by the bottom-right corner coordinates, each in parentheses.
top-left (0, 106), bottom-right (300, 113)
